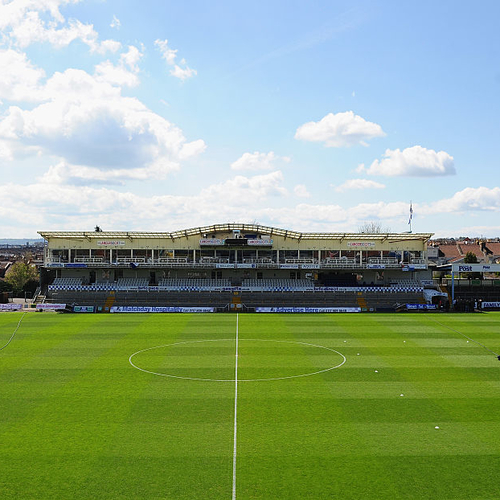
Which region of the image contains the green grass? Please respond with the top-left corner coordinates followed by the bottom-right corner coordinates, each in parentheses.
top-left (1, 311), bottom-right (500, 499)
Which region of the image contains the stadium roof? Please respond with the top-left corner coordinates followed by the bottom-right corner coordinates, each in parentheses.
top-left (39, 223), bottom-right (433, 243)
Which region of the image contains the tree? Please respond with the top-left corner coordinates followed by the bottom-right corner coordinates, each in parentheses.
top-left (463, 251), bottom-right (480, 279)
top-left (5, 262), bottom-right (39, 296)
top-left (358, 222), bottom-right (391, 233)
top-left (0, 280), bottom-right (13, 293)
top-left (464, 251), bottom-right (478, 263)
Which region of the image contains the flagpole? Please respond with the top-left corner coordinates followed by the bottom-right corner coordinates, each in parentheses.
top-left (408, 201), bottom-right (413, 233)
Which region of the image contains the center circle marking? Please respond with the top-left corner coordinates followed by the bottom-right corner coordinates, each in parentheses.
top-left (129, 339), bottom-right (346, 382)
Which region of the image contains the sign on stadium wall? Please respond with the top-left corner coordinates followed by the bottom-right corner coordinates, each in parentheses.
top-left (199, 239), bottom-right (225, 245)
top-left (73, 305), bottom-right (95, 313)
top-left (256, 307), bottom-right (361, 313)
top-left (453, 263), bottom-right (500, 273)
top-left (406, 304), bottom-right (437, 310)
top-left (36, 303), bottom-right (67, 310)
top-left (347, 242), bottom-right (376, 248)
top-left (482, 302), bottom-right (500, 309)
top-left (110, 306), bottom-right (214, 313)
top-left (248, 239), bottom-right (273, 246)
top-left (97, 240), bottom-right (126, 247)
top-left (0, 304), bottom-right (23, 310)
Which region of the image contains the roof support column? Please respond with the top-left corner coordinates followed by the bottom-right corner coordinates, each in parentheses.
top-left (451, 270), bottom-right (455, 306)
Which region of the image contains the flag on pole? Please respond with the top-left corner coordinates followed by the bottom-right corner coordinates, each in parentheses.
top-left (408, 202), bottom-right (413, 225)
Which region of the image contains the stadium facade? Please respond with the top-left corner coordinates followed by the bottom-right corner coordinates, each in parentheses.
top-left (38, 223), bottom-right (437, 312)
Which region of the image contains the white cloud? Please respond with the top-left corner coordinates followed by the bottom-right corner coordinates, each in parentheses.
top-left (231, 151), bottom-right (290, 171)
top-left (120, 45), bottom-right (143, 72)
top-left (179, 139), bottom-right (207, 160)
top-left (347, 201), bottom-right (409, 221)
top-left (0, 0), bottom-right (71, 31)
top-left (38, 161), bottom-right (181, 186)
top-left (367, 146), bottom-right (455, 177)
top-left (424, 186), bottom-right (500, 214)
top-left (295, 111), bottom-right (385, 147)
top-left (155, 38), bottom-right (197, 80)
top-left (200, 171), bottom-right (288, 204)
top-left (0, 67), bottom-right (205, 177)
top-left (94, 45), bottom-right (143, 87)
top-left (0, 0), bottom-right (120, 53)
top-left (110, 15), bottom-right (121, 29)
top-left (0, 171), bottom-right (289, 236)
top-left (294, 184), bottom-right (310, 198)
top-left (334, 179), bottom-right (386, 192)
top-left (94, 60), bottom-right (138, 87)
top-left (0, 49), bottom-right (45, 102)
top-left (155, 39), bottom-right (178, 65)
top-left (170, 64), bottom-right (197, 81)
top-left (2, 174), bottom-right (500, 238)
top-left (432, 224), bottom-right (500, 239)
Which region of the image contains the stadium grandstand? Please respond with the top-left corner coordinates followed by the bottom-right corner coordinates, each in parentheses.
top-left (38, 223), bottom-right (438, 312)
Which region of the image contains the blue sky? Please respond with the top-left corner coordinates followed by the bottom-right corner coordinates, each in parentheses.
top-left (1, 0), bottom-right (499, 238)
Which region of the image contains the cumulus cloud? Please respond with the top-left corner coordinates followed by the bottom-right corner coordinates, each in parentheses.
top-left (366, 146), bottom-right (455, 177)
top-left (155, 39), bottom-right (197, 80)
top-left (155, 39), bottom-right (178, 65)
top-left (38, 161), bottom-right (181, 186)
top-left (200, 171), bottom-right (288, 204)
top-left (0, 171), bottom-right (289, 235)
top-left (95, 45), bottom-right (143, 87)
top-left (295, 111), bottom-right (385, 147)
top-left (425, 186), bottom-right (500, 213)
top-left (294, 184), bottom-right (310, 198)
top-left (170, 64), bottom-right (197, 81)
top-left (0, 1), bottom-right (121, 53)
top-left (0, 49), bottom-right (45, 102)
top-left (3, 173), bottom-right (500, 238)
top-left (334, 179), bottom-right (386, 192)
top-left (231, 151), bottom-right (290, 171)
top-left (0, 67), bottom-right (205, 176)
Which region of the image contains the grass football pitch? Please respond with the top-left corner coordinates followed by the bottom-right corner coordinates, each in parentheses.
top-left (1, 311), bottom-right (500, 499)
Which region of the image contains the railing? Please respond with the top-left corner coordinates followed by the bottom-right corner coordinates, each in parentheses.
top-left (410, 258), bottom-right (426, 264)
top-left (368, 257), bottom-right (398, 265)
top-left (322, 258), bottom-right (356, 267)
top-left (74, 257), bottom-right (103, 263)
top-left (43, 257), bottom-right (428, 270)
top-left (199, 257), bottom-right (229, 263)
top-left (116, 258), bottom-right (146, 264)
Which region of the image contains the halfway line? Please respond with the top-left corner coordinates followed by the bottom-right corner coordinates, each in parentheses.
top-left (232, 313), bottom-right (239, 500)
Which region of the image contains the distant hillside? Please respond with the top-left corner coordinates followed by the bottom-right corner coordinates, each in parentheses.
top-left (0, 239), bottom-right (45, 246)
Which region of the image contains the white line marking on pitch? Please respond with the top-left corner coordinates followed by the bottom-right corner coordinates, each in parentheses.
top-left (128, 339), bottom-right (346, 382)
top-left (232, 313), bottom-right (239, 500)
